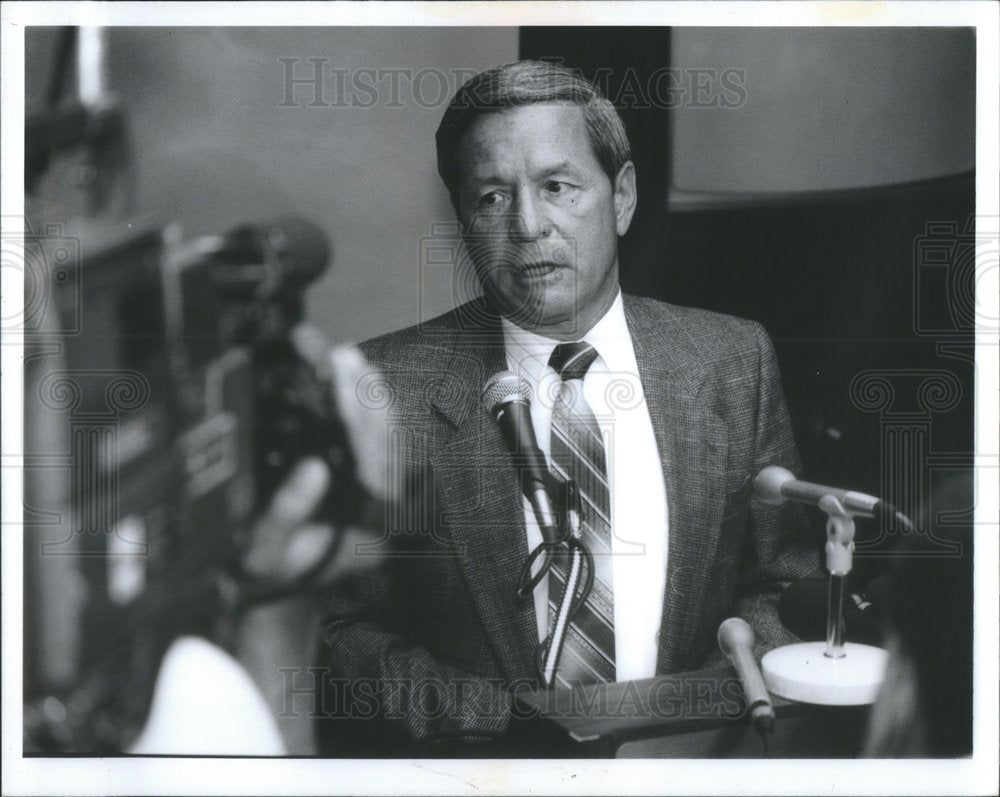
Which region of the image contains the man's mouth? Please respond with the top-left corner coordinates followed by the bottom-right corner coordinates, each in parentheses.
top-left (520, 260), bottom-right (561, 277)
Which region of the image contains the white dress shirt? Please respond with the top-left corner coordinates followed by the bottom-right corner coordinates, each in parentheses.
top-left (501, 292), bottom-right (669, 681)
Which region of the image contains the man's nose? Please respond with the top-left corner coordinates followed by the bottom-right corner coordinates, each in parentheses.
top-left (509, 191), bottom-right (549, 241)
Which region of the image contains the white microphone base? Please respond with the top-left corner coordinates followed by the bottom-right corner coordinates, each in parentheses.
top-left (761, 641), bottom-right (888, 706)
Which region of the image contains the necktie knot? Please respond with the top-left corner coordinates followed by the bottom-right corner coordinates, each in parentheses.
top-left (549, 341), bottom-right (598, 382)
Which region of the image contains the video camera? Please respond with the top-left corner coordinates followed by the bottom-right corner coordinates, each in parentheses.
top-left (22, 217), bottom-right (370, 752)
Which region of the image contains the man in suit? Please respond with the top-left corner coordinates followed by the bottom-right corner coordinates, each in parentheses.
top-left (319, 61), bottom-right (819, 753)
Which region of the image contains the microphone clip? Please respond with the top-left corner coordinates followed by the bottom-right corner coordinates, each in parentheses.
top-left (515, 475), bottom-right (578, 598)
top-left (818, 494), bottom-right (856, 578)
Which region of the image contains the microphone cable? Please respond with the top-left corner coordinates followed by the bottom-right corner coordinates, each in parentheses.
top-left (873, 501), bottom-right (917, 534)
top-left (532, 481), bottom-right (596, 688)
top-left (535, 536), bottom-right (595, 687)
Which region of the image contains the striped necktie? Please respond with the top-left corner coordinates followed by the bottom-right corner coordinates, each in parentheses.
top-left (547, 341), bottom-right (615, 686)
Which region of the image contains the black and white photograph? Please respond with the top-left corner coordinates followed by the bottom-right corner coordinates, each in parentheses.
top-left (3, 2), bottom-right (998, 795)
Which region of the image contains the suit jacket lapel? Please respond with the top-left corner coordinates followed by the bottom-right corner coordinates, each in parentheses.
top-left (425, 317), bottom-right (540, 681)
top-left (624, 297), bottom-right (729, 674)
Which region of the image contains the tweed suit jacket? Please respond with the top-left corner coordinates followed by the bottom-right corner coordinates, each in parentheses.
top-left (320, 294), bottom-right (820, 748)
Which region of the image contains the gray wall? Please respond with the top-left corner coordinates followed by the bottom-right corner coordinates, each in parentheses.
top-left (98, 27), bottom-right (518, 343)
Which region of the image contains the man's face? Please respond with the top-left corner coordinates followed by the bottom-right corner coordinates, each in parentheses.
top-left (453, 103), bottom-right (636, 340)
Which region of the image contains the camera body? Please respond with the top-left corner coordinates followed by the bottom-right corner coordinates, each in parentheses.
top-left (23, 219), bottom-right (355, 751)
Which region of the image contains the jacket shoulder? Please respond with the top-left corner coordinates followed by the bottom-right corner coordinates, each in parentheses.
top-left (356, 299), bottom-right (502, 423)
top-left (623, 294), bottom-right (769, 355)
top-left (359, 298), bottom-right (498, 369)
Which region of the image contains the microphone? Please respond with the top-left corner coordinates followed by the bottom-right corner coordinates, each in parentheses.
top-left (754, 466), bottom-right (882, 518)
top-left (718, 618), bottom-right (775, 735)
top-left (481, 371), bottom-right (559, 543)
top-left (779, 576), bottom-right (890, 646)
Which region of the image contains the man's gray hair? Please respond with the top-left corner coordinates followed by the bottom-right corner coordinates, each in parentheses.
top-left (435, 60), bottom-right (632, 203)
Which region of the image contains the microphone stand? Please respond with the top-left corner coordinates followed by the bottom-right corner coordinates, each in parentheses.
top-left (761, 495), bottom-right (888, 705)
top-left (821, 495), bottom-right (852, 660)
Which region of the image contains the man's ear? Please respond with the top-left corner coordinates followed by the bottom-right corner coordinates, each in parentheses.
top-left (613, 161), bottom-right (638, 236)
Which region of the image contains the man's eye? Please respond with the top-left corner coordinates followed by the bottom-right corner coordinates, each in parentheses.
top-left (478, 191), bottom-right (507, 209)
top-left (544, 180), bottom-right (574, 196)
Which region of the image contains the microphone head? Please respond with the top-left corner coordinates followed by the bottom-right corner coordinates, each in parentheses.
top-left (717, 616), bottom-right (755, 657)
top-left (754, 465), bottom-right (796, 505)
top-left (481, 370), bottom-right (532, 414)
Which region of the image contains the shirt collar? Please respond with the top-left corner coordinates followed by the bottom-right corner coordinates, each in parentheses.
top-left (500, 291), bottom-right (634, 383)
